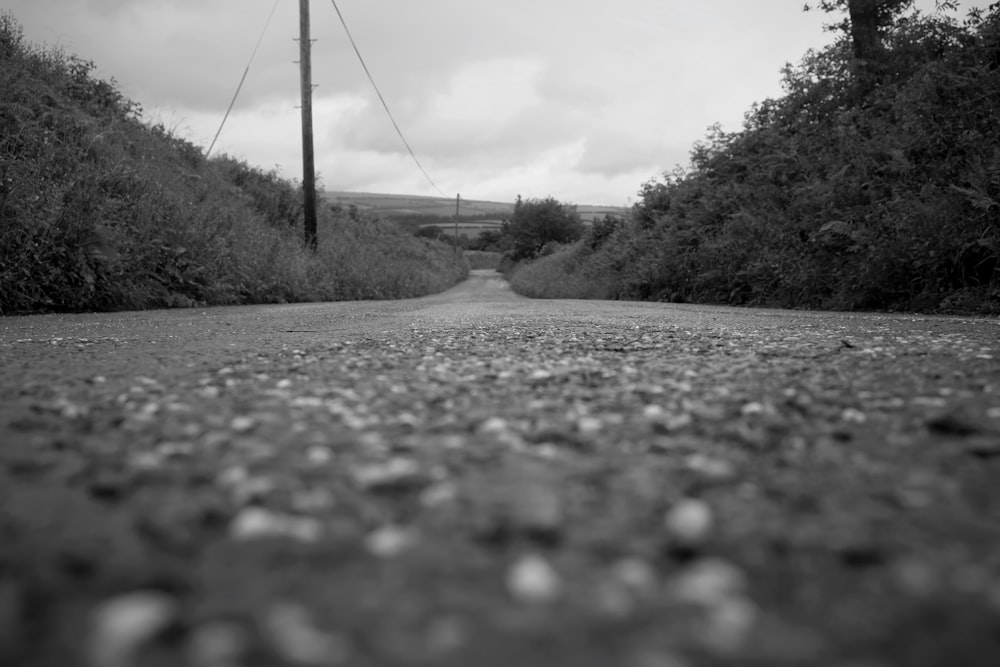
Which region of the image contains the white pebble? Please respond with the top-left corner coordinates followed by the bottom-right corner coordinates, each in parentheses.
top-left (229, 507), bottom-right (321, 542)
top-left (365, 525), bottom-right (416, 558)
top-left (841, 408), bottom-right (867, 423)
top-left (306, 446), bottom-right (332, 465)
top-left (643, 404), bottom-right (665, 418)
top-left (665, 498), bottom-right (713, 544)
top-left (684, 455), bottom-right (736, 481)
top-left (88, 591), bottom-right (178, 667)
top-left (420, 482), bottom-right (457, 508)
top-left (230, 416), bottom-right (256, 433)
top-left (671, 558), bottom-right (746, 605)
top-left (351, 458), bottom-right (421, 489)
top-left (577, 416), bottom-right (603, 434)
top-left (507, 554), bottom-right (561, 604)
top-left (478, 417), bottom-right (509, 433)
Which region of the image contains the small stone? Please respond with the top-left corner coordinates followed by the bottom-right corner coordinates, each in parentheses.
top-left (365, 525), bottom-right (416, 558)
top-left (351, 458), bottom-right (424, 491)
top-left (265, 603), bottom-right (350, 665)
top-left (528, 369), bottom-right (553, 383)
top-left (420, 482), bottom-right (457, 508)
top-left (684, 454), bottom-right (736, 481)
top-left (510, 481), bottom-right (563, 538)
top-left (611, 557), bottom-right (658, 594)
top-left (187, 620), bottom-right (251, 667)
top-left (700, 595), bottom-right (757, 652)
top-left (230, 507), bottom-right (322, 542)
top-left (665, 498), bottom-right (713, 545)
top-left (230, 416), bottom-right (256, 433)
top-left (425, 616), bottom-right (467, 655)
top-left (229, 476), bottom-right (277, 505)
top-left (671, 558), bottom-right (746, 605)
top-left (507, 554), bottom-right (561, 604)
top-left (306, 446), bottom-right (333, 465)
top-left (593, 578), bottom-right (636, 618)
top-left (892, 558), bottom-right (938, 596)
top-left (478, 417), bottom-right (509, 434)
top-left (841, 408), bottom-right (867, 423)
top-left (643, 404), bottom-right (665, 418)
top-left (88, 591), bottom-right (178, 667)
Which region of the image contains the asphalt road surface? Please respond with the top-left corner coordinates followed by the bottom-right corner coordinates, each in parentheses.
top-left (2, 269), bottom-right (1000, 667)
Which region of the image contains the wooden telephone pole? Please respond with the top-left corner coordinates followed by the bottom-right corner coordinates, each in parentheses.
top-left (454, 193), bottom-right (460, 250)
top-left (299, 0), bottom-right (318, 250)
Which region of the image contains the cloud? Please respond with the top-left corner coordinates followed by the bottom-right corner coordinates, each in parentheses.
top-left (9, 0), bottom-right (994, 204)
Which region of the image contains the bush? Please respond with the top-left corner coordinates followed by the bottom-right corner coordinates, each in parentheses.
top-left (511, 5), bottom-right (1000, 314)
top-left (505, 196), bottom-right (585, 262)
top-left (0, 12), bottom-right (467, 314)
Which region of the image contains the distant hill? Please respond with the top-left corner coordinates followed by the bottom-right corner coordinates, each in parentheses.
top-left (324, 191), bottom-right (627, 224)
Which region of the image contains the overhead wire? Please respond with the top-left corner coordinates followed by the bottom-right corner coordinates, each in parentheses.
top-left (206, 0), bottom-right (280, 157)
top-left (327, 0), bottom-right (450, 198)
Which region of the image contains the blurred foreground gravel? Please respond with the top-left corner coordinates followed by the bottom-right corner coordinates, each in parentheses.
top-left (2, 270), bottom-right (999, 667)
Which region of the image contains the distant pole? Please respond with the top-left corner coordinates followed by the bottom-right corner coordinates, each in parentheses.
top-left (454, 193), bottom-right (460, 250)
top-left (299, 0), bottom-right (318, 250)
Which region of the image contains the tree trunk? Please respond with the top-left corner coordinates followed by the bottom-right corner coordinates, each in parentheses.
top-left (847, 0), bottom-right (884, 89)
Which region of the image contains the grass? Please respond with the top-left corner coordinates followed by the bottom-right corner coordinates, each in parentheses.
top-left (506, 246), bottom-right (615, 299)
top-left (0, 12), bottom-right (467, 315)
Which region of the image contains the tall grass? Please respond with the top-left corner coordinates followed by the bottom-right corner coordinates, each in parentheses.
top-left (506, 246), bottom-right (615, 299)
top-left (0, 12), bottom-right (466, 315)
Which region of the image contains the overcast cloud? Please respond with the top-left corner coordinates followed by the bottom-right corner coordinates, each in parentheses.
top-left (6, 0), bottom-right (990, 205)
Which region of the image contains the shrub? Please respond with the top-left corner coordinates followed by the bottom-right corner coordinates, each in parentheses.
top-left (0, 12), bottom-right (467, 314)
top-left (505, 196), bottom-right (585, 261)
top-left (512, 4), bottom-right (1000, 314)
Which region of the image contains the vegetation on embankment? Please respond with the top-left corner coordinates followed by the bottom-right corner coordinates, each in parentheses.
top-left (508, 5), bottom-right (1000, 314)
top-left (463, 251), bottom-right (503, 270)
top-left (0, 13), bottom-right (467, 315)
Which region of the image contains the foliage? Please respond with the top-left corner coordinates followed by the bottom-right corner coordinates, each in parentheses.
top-left (509, 4), bottom-right (1000, 314)
top-left (463, 250), bottom-right (503, 270)
top-left (467, 228), bottom-right (507, 253)
top-left (0, 12), bottom-right (466, 314)
top-left (504, 196), bottom-right (585, 262)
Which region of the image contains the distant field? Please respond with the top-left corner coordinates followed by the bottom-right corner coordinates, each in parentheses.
top-left (324, 191), bottom-right (626, 223)
top-left (421, 220), bottom-right (504, 239)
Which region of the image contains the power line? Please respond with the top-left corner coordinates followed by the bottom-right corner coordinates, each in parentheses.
top-left (327, 0), bottom-right (449, 198)
top-left (206, 0), bottom-right (281, 157)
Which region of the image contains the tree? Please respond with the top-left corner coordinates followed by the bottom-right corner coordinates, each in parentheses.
top-left (505, 196), bottom-right (585, 261)
top-left (806, 0), bottom-right (916, 90)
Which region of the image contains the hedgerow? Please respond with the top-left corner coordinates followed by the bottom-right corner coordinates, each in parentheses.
top-left (0, 12), bottom-right (466, 315)
top-left (509, 5), bottom-right (1000, 314)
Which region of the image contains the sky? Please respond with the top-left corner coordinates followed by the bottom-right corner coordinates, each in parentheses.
top-left (5, 0), bottom-right (992, 205)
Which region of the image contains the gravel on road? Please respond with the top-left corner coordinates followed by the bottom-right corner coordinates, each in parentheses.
top-left (2, 270), bottom-right (999, 667)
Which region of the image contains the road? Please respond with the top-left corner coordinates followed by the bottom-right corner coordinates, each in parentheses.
top-left (2, 269), bottom-right (1000, 667)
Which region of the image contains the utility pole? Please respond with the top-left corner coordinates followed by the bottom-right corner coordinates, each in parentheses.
top-left (454, 193), bottom-right (460, 251)
top-left (298, 0), bottom-right (318, 250)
